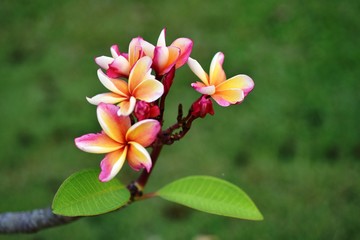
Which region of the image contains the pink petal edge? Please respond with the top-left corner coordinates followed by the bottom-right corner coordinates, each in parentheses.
top-left (99, 148), bottom-right (127, 182)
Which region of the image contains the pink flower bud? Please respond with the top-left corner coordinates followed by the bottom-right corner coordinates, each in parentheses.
top-left (134, 101), bottom-right (160, 121)
top-left (191, 95), bottom-right (215, 118)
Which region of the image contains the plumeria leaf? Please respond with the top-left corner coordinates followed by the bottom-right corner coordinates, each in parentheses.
top-left (156, 175), bottom-right (263, 220)
top-left (52, 169), bottom-right (130, 216)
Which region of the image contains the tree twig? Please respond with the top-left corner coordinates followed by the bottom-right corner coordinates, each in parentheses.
top-left (0, 207), bottom-right (78, 234)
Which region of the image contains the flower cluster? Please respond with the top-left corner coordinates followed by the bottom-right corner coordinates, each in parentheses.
top-left (75, 28), bottom-right (254, 182)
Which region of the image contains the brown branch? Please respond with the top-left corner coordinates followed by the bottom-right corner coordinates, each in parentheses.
top-left (0, 207), bottom-right (78, 234)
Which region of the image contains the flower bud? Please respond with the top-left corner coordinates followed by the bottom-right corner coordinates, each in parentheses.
top-left (134, 101), bottom-right (160, 121)
top-left (191, 95), bottom-right (215, 118)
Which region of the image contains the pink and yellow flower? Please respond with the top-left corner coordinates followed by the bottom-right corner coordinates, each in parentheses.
top-left (87, 56), bottom-right (164, 116)
top-left (95, 37), bottom-right (153, 78)
top-left (188, 52), bottom-right (254, 107)
top-left (75, 103), bottom-right (161, 182)
top-left (141, 28), bottom-right (193, 76)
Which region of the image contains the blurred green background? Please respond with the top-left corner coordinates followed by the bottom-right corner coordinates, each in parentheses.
top-left (1, 0), bottom-right (359, 239)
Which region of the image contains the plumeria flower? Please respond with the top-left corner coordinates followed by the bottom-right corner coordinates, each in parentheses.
top-left (188, 52), bottom-right (254, 107)
top-left (141, 28), bottom-right (193, 76)
top-left (87, 56), bottom-right (164, 116)
top-left (75, 103), bottom-right (161, 182)
top-left (95, 37), bottom-right (153, 78)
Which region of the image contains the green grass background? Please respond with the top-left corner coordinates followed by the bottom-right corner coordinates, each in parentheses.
top-left (1, 0), bottom-right (359, 239)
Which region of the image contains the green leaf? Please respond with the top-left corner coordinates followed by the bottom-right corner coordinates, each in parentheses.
top-left (52, 169), bottom-right (130, 217)
top-left (157, 175), bottom-right (263, 220)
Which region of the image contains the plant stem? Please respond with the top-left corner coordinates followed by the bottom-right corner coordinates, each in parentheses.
top-left (136, 141), bottom-right (164, 191)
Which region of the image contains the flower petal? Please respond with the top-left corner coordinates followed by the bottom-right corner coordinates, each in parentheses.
top-left (97, 103), bottom-right (131, 143)
top-left (215, 76), bottom-right (241, 90)
top-left (157, 46), bottom-right (180, 75)
top-left (110, 45), bottom-right (120, 58)
top-left (127, 142), bottom-right (152, 172)
top-left (131, 45), bottom-right (143, 66)
top-left (144, 68), bottom-right (156, 80)
top-left (187, 57), bottom-right (209, 85)
top-left (212, 89), bottom-right (244, 107)
top-left (153, 46), bottom-right (169, 74)
top-left (128, 56), bottom-right (152, 93)
top-left (216, 75), bottom-right (254, 96)
top-left (95, 56), bottom-right (113, 70)
top-left (99, 147), bottom-right (127, 182)
top-left (140, 39), bottom-right (155, 58)
top-left (97, 69), bottom-right (129, 97)
top-left (191, 82), bottom-right (215, 95)
top-left (209, 52), bottom-right (226, 86)
top-left (171, 38), bottom-right (193, 68)
top-left (235, 74), bottom-right (254, 96)
top-left (75, 132), bottom-right (121, 153)
top-left (86, 93), bottom-right (127, 105)
top-left (128, 37), bottom-right (143, 67)
top-left (133, 79), bottom-right (164, 102)
top-left (107, 55), bottom-right (131, 78)
top-left (126, 119), bottom-right (161, 147)
top-left (129, 37), bottom-right (142, 53)
top-left (117, 96), bottom-right (137, 116)
top-left (157, 28), bottom-right (167, 47)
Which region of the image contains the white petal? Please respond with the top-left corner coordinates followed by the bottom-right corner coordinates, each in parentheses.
top-left (157, 28), bottom-right (167, 47)
top-left (187, 57), bottom-right (209, 85)
top-left (117, 96), bottom-right (137, 116)
top-left (110, 45), bottom-right (120, 58)
top-left (140, 39), bottom-right (155, 58)
top-left (86, 93), bottom-right (126, 105)
top-left (95, 56), bottom-right (113, 70)
top-left (97, 69), bottom-right (125, 95)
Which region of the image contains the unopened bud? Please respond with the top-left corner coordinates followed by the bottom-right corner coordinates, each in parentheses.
top-left (134, 101), bottom-right (160, 121)
top-left (191, 95), bottom-right (215, 118)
